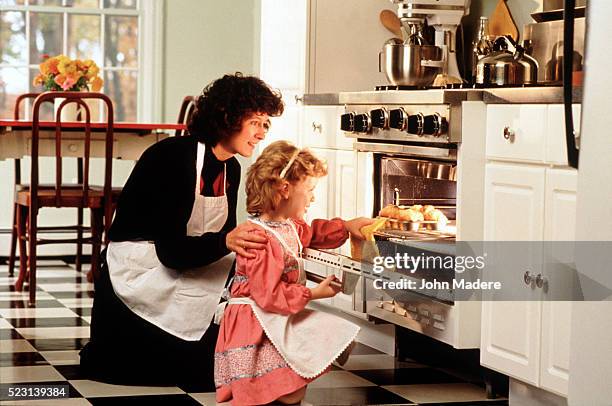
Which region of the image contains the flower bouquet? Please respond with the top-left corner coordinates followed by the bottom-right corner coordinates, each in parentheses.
top-left (33, 55), bottom-right (104, 121)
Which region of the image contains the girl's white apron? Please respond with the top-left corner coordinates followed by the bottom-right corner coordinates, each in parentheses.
top-left (106, 142), bottom-right (234, 341)
top-left (228, 218), bottom-right (360, 378)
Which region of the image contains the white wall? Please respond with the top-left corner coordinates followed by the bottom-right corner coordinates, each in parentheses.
top-left (162, 0), bottom-right (261, 222)
top-left (569, 2), bottom-right (612, 405)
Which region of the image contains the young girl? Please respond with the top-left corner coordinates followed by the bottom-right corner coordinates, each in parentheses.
top-left (214, 141), bottom-right (373, 405)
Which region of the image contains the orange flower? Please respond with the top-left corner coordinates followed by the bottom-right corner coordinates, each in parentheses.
top-left (90, 76), bottom-right (104, 92)
top-left (32, 74), bottom-right (44, 86)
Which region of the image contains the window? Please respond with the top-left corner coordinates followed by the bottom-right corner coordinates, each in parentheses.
top-left (0, 0), bottom-right (160, 121)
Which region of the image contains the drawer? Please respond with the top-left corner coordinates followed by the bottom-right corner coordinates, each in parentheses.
top-left (301, 106), bottom-right (351, 150)
top-left (486, 105), bottom-right (547, 162)
top-left (546, 104), bottom-right (581, 166)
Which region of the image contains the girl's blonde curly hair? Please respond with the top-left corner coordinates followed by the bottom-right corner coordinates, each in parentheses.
top-left (247, 140), bottom-right (327, 216)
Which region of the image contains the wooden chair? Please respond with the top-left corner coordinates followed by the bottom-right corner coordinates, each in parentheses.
top-left (7, 93), bottom-right (55, 277)
top-left (14, 92), bottom-right (114, 305)
top-left (175, 96), bottom-right (196, 136)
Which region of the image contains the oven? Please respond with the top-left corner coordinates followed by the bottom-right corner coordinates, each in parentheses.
top-left (304, 89), bottom-right (484, 349)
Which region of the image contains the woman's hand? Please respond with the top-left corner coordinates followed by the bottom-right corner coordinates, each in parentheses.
top-left (309, 275), bottom-right (341, 300)
top-left (344, 217), bottom-right (376, 240)
top-left (226, 222), bottom-right (268, 258)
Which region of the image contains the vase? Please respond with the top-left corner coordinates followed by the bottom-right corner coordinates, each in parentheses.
top-left (53, 93), bottom-right (100, 123)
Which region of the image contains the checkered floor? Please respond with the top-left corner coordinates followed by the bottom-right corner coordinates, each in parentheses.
top-left (0, 260), bottom-right (508, 405)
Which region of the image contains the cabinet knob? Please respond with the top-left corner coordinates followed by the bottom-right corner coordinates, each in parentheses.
top-left (503, 126), bottom-right (515, 142)
top-left (535, 273), bottom-right (547, 289)
top-left (68, 143), bottom-right (78, 152)
top-left (312, 122), bottom-right (322, 132)
top-left (524, 271), bottom-right (533, 285)
top-left (294, 94), bottom-right (304, 104)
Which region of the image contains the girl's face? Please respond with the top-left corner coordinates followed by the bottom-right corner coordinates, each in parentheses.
top-left (283, 176), bottom-right (318, 219)
top-left (222, 112), bottom-right (270, 158)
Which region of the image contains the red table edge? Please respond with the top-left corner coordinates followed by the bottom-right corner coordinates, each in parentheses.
top-left (0, 119), bottom-right (186, 131)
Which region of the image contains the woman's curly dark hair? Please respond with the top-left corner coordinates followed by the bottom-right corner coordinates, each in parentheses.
top-left (187, 72), bottom-right (284, 145)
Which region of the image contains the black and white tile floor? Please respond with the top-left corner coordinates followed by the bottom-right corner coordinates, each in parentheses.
top-left (0, 260), bottom-right (508, 405)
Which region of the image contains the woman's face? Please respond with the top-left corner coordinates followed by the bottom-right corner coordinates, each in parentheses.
top-left (222, 112), bottom-right (270, 158)
top-left (284, 176), bottom-right (317, 220)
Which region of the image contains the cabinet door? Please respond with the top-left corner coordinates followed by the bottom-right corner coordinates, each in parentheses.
top-left (481, 163), bottom-right (545, 385)
top-left (484, 163), bottom-right (546, 241)
top-left (331, 150), bottom-right (358, 313)
top-left (307, 0), bottom-right (390, 93)
top-left (304, 148), bottom-right (335, 279)
top-left (540, 168), bottom-right (577, 397)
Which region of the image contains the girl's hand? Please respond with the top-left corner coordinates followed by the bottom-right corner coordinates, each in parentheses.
top-left (310, 275), bottom-right (341, 300)
top-left (344, 217), bottom-right (376, 240)
top-left (226, 222), bottom-right (268, 258)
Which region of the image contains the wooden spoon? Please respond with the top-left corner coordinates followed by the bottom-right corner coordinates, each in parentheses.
top-left (489, 0), bottom-right (519, 41)
top-left (380, 9), bottom-right (402, 39)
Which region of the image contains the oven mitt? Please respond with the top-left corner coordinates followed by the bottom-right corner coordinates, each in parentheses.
top-left (351, 217), bottom-right (387, 262)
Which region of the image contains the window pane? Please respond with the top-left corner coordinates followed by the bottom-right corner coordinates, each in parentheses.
top-left (68, 14), bottom-right (101, 63)
top-left (1, 11), bottom-right (26, 65)
top-left (29, 0), bottom-right (63, 6)
top-left (103, 0), bottom-right (136, 9)
top-left (0, 67), bottom-right (27, 119)
top-left (105, 16), bottom-right (137, 68)
top-left (65, 0), bottom-right (99, 7)
top-left (104, 70), bottom-right (137, 121)
top-left (29, 12), bottom-right (63, 64)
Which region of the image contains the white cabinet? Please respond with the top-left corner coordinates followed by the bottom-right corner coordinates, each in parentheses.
top-left (306, 0), bottom-right (390, 93)
top-left (486, 105), bottom-right (547, 163)
top-left (481, 105), bottom-right (578, 398)
top-left (260, 0), bottom-right (390, 95)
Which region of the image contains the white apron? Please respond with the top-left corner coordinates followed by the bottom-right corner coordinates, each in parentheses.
top-left (227, 218), bottom-right (360, 379)
top-left (107, 142), bottom-right (235, 341)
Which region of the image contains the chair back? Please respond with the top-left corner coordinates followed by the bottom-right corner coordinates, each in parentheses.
top-left (175, 96), bottom-right (196, 136)
top-left (13, 93), bottom-right (53, 185)
top-left (30, 91), bottom-right (115, 230)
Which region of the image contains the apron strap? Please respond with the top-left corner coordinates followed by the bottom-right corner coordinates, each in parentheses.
top-left (247, 218), bottom-right (301, 258)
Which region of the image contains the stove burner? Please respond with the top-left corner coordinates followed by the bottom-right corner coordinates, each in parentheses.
top-left (375, 85), bottom-right (422, 91)
top-left (376, 83), bottom-right (469, 91)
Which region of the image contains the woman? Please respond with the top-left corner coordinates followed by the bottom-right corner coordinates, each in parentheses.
top-left (80, 73), bottom-right (283, 388)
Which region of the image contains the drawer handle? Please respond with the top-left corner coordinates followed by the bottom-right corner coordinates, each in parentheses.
top-left (524, 271), bottom-right (533, 285)
top-left (68, 143), bottom-right (78, 152)
top-left (503, 126), bottom-right (515, 142)
top-left (535, 273), bottom-right (547, 289)
top-left (312, 122), bottom-right (323, 132)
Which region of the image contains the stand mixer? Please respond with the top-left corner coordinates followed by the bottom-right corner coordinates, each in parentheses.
top-left (391, 0), bottom-right (471, 85)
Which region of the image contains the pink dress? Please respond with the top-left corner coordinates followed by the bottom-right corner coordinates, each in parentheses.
top-left (214, 217), bottom-right (348, 406)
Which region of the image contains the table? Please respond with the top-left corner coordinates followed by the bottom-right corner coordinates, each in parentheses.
top-left (0, 120), bottom-right (186, 161)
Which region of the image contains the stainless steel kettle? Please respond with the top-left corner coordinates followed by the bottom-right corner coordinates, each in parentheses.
top-left (476, 36), bottom-right (538, 86)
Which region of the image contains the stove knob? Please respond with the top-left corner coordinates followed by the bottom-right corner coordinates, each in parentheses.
top-left (423, 113), bottom-right (446, 137)
top-left (389, 108), bottom-right (407, 130)
top-left (340, 112), bottom-right (355, 132)
top-left (353, 113), bottom-right (372, 133)
top-left (370, 108), bottom-right (389, 129)
top-left (407, 113), bottom-right (425, 136)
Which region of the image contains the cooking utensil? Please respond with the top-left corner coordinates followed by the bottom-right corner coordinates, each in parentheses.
top-left (380, 9), bottom-right (402, 39)
top-left (475, 35), bottom-right (538, 86)
top-left (379, 42), bottom-right (443, 87)
top-left (489, 0), bottom-right (519, 41)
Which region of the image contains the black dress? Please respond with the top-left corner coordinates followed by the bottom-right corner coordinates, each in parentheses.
top-left (80, 136), bottom-right (240, 387)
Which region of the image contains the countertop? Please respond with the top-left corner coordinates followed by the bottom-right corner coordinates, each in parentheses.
top-left (302, 86), bottom-right (582, 105)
